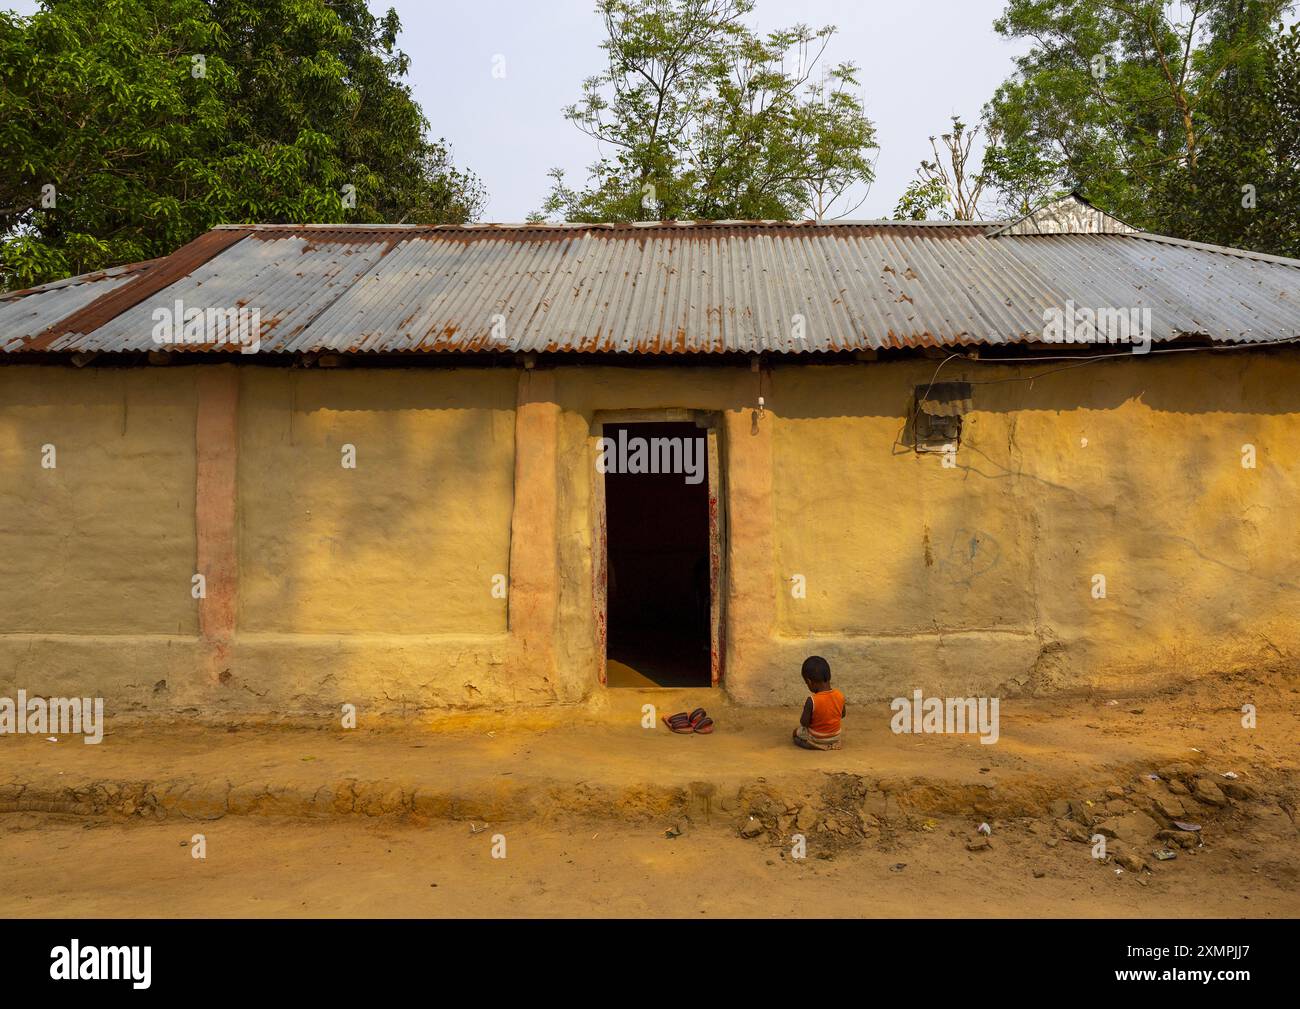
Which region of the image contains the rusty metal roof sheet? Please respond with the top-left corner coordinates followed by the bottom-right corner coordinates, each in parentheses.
top-left (4, 217), bottom-right (1298, 356)
top-left (0, 260), bottom-right (155, 343)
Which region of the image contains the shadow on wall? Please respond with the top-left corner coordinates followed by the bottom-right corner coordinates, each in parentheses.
top-left (771, 351), bottom-right (1300, 420)
top-left (234, 366), bottom-right (518, 705)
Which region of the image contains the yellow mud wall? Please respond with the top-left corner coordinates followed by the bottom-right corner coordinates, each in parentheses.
top-left (2, 354), bottom-right (1297, 715)
top-left (238, 369), bottom-right (514, 635)
top-left (231, 368), bottom-right (522, 709)
top-left (546, 357), bottom-right (1300, 706)
top-left (0, 366), bottom-right (202, 700)
top-left (0, 365), bottom-right (527, 713)
top-left (759, 355), bottom-right (1300, 704)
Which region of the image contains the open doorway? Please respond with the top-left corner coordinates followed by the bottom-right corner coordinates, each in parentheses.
top-left (602, 421), bottom-right (713, 688)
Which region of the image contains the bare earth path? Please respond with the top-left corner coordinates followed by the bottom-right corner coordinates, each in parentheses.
top-left (0, 813), bottom-right (1294, 918)
top-left (0, 672), bottom-right (1296, 918)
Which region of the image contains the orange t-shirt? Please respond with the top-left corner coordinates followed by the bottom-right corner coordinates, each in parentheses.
top-left (809, 689), bottom-right (845, 736)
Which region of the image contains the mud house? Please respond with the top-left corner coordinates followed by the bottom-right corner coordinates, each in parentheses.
top-left (2, 195), bottom-right (1298, 715)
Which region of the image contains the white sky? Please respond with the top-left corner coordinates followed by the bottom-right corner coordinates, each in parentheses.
top-left (9, 0), bottom-right (1031, 221)
top-left (407, 0), bottom-right (1029, 220)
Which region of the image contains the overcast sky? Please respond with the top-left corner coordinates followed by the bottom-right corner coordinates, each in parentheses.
top-left (10, 0), bottom-right (1032, 221)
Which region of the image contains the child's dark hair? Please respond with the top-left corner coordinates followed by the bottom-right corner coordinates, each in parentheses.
top-left (801, 655), bottom-right (831, 683)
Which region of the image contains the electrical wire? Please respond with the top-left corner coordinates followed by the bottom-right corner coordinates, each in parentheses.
top-left (918, 335), bottom-right (1300, 392)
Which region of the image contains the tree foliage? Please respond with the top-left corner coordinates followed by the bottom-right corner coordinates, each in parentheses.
top-left (0, 0), bottom-right (485, 290)
top-left (979, 0), bottom-right (1298, 254)
top-left (894, 118), bottom-right (990, 220)
top-left (539, 0), bottom-right (877, 222)
top-left (1166, 17), bottom-right (1300, 251)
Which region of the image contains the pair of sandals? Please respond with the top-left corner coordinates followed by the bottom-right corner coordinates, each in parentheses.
top-left (663, 708), bottom-right (714, 734)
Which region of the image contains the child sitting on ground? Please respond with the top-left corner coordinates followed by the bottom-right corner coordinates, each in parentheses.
top-left (792, 655), bottom-right (845, 750)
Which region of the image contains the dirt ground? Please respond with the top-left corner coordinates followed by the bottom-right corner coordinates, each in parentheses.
top-left (0, 811), bottom-right (1294, 918)
top-left (0, 670), bottom-right (1296, 918)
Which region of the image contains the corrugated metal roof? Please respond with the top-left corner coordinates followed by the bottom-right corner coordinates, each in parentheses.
top-left (3, 214), bottom-right (1298, 356)
top-left (990, 191), bottom-right (1140, 236)
top-left (0, 260), bottom-right (154, 343)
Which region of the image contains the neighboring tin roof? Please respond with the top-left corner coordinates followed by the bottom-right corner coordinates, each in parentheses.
top-left (4, 198), bottom-right (1298, 357)
top-left (989, 191), bottom-right (1140, 236)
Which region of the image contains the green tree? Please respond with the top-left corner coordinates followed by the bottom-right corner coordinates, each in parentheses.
top-left (979, 0), bottom-right (1295, 248)
top-left (539, 0), bottom-right (877, 222)
top-left (1160, 18), bottom-right (1300, 253)
top-left (894, 117), bottom-right (991, 220)
top-left (0, 0), bottom-right (485, 290)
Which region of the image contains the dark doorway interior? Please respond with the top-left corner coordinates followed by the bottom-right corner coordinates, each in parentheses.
top-left (604, 421), bottom-right (712, 688)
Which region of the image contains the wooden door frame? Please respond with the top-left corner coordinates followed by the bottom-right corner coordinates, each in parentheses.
top-left (590, 409), bottom-right (726, 687)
